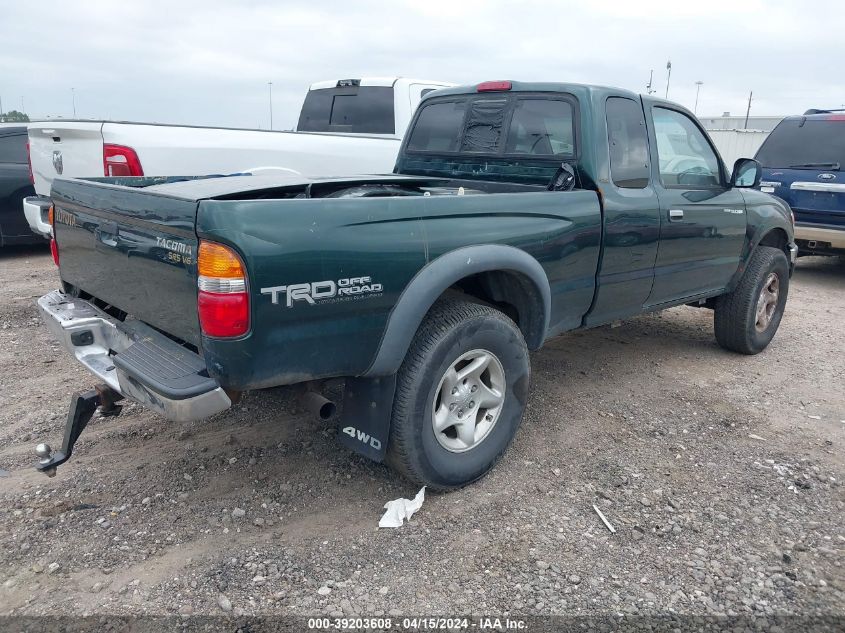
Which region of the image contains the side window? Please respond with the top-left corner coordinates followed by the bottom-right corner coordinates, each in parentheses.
top-left (606, 97), bottom-right (650, 188)
top-left (652, 107), bottom-right (721, 187)
top-left (0, 135), bottom-right (27, 164)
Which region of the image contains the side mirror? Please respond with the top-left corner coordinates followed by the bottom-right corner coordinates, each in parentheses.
top-left (731, 158), bottom-right (762, 188)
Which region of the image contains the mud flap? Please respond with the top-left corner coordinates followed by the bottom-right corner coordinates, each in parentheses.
top-left (338, 375), bottom-right (396, 462)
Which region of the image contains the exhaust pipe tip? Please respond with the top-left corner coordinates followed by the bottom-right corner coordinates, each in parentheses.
top-left (300, 390), bottom-right (337, 421)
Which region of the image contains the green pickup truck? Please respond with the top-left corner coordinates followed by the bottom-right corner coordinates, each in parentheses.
top-left (36, 81), bottom-right (797, 489)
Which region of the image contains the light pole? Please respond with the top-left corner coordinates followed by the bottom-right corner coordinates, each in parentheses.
top-left (694, 81), bottom-right (703, 115)
top-left (665, 60), bottom-right (672, 99)
top-left (744, 91), bottom-right (753, 129)
top-left (72, 88), bottom-right (76, 117)
top-left (268, 81), bottom-right (273, 130)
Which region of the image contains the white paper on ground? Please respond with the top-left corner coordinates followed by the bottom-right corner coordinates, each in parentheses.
top-left (378, 486), bottom-right (426, 528)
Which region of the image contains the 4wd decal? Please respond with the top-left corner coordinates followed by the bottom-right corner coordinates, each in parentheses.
top-left (261, 276), bottom-right (383, 307)
top-left (342, 425), bottom-right (382, 450)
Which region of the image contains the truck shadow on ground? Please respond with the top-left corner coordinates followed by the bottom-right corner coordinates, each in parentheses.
top-left (792, 255), bottom-right (845, 282)
top-left (0, 243), bottom-right (49, 259)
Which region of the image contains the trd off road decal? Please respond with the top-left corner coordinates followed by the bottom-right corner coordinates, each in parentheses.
top-left (261, 276), bottom-right (383, 307)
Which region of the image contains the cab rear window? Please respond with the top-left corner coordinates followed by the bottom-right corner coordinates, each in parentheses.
top-left (407, 95), bottom-right (576, 158)
top-left (755, 118), bottom-right (845, 169)
top-left (297, 86), bottom-right (395, 135)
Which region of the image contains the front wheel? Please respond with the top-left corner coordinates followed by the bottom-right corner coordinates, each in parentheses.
top-left (714, 246), bottom-right (790, 354)
top-left (387, 299), bottom-right (530, 490)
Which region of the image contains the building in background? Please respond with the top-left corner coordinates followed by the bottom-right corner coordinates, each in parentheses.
top-left (698, 114), bottom-right (784, 132)
top-left (698, 114), bottom-right (786, 166)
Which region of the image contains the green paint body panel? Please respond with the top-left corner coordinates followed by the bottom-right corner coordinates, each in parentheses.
top-left (48, 82), bottom-right (795, 393)
top-left (196, 190), bottom-right (601, 389)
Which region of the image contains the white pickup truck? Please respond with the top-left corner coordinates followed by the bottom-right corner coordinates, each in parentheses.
top-left (24, 77), bottom-right (452, 236)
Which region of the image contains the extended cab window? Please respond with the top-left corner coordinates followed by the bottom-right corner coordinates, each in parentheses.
top-left (406, 95), bottom-right (576, 158)
top-left (606, 97), bottom-right (650, 188)
top-left (297, 86), bottom-right (395, 135)
top-left (653, 108), bottom-right (721, 188)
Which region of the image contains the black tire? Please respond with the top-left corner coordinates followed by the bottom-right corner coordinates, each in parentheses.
top-left (714, 246), bottom-right (790, 354)
top-left (387, 299), bottom-right (530, 490)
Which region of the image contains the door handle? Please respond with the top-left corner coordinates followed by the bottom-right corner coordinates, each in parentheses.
top-left (668, 209), bottom-right (684, 221)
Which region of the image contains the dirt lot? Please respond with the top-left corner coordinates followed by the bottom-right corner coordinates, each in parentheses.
top-left (0, 245), bottom-right (843, 624)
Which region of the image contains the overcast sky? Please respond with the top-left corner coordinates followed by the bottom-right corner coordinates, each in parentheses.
top-left (2, 0), bottom-right (842, 129)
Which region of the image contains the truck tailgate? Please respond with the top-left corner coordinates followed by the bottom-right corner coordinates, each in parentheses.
top-left (28, 122), bottom-right (105, 196)
top-left (51, 178), bottom-right (201, 346)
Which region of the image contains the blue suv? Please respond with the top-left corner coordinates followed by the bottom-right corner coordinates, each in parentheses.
top-left (754, 110), bottom-right (844, 257)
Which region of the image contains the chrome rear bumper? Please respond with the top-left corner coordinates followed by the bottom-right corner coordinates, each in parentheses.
top-left (38, 290), bottom-right (231, 422)
top-left (794, 224), bottom-right (845, 250)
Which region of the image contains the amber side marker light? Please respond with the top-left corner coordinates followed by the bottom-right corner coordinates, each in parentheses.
top-left (197, 241), bottom-right (250, 338)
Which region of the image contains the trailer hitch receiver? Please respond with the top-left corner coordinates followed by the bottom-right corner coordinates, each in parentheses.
top-left (35, 385), bottom-right (123, 477)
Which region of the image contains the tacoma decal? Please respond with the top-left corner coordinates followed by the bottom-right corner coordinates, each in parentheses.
top-left (261, 276), bottom-right (383, 307)
top-left (156, 237), bottom-right (193, 256)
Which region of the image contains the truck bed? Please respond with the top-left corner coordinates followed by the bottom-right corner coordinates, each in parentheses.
top-left (50, 173), bottom-right (602, 390)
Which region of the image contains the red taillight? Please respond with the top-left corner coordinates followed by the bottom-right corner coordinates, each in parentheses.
top-left (25, 141), bottom-right (34, 184)
top-left (50, 239), bottom-right (59, 266)
top-left (197, 292), bottom-right (249, 338)
top-left (103, 144), bottom-right (144, 177)
top-left (477, 80), bottom-right (512, 92)
top-left (197, 241), bottom-right (249, 338)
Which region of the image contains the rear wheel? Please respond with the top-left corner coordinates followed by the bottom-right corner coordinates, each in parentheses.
top-left (714, 246), bottom-right (789, 354)
top-left (387, 299), bottom-right (530, 490)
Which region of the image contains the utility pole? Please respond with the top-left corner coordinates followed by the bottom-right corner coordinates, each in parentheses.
top-left (268, 81), bottom-right (273, 130)
top-left (744, 91), bottom-right (753, 129)
top-left (694, 81), bottom-right (703, 115)
top-left (72, 88), bottom-right (76, 117)
top-left (665, 60), bottom-right (672, 99)
top-left (646, 70), bottom-right (655, 95)
top-left (21, 96), bottom-right (25, 113)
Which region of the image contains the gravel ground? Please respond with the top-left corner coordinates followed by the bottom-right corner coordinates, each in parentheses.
top-left (0, 244), bottom-right (843, 626)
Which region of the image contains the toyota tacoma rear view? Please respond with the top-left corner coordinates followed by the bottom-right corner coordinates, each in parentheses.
top-left (34, 81), bottom-right (797, 489)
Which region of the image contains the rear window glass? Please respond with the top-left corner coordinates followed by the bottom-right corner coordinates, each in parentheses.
top-left (0, 134), bottom-right (27, 164)
top-left (755, 118), bottom-right (845, 168)
top-left (505, 99), bottom-right (574, 155)
top-left (461, 99), bottom-right (508, 153)
top-left (297, 86), bottom-right (395, 135)
top-left (406, 95), bottom-right (576, 158)
top-left (407, 101), bottom-right (466, 153)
